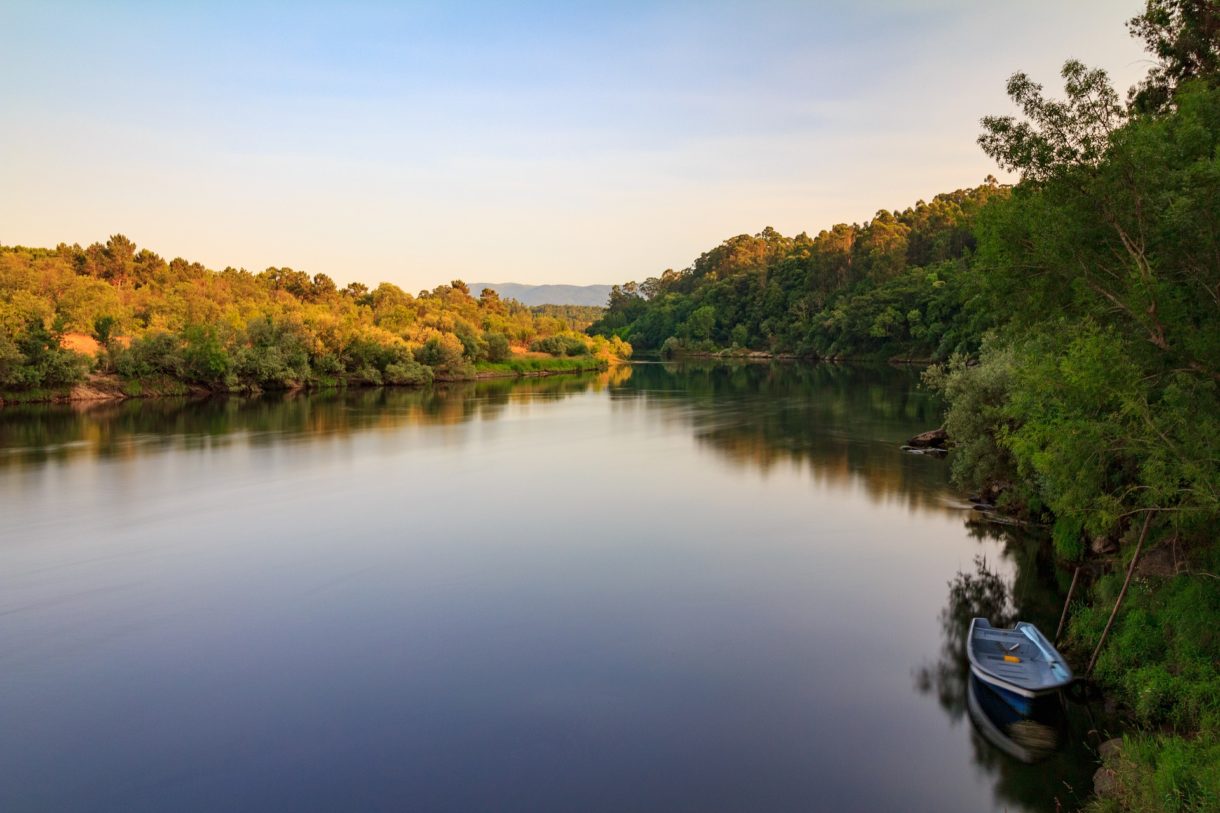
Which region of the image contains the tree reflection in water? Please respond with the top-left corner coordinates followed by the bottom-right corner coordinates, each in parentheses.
top-left (914, 554), bottom-right (1015, 719)
top-left (0, 370), bottom-right (618, 468)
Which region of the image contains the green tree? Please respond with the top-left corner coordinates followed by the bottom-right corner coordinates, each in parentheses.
top-left (1127, 0), bottom-right (1220, 113)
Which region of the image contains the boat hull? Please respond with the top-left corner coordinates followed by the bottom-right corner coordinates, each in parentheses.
top-left (967, 618), bottom-right (1074, 712)
top-left (968, 666), bottom-right (1046, 715)
top-left (966, 674), bottom-right (1062, 763)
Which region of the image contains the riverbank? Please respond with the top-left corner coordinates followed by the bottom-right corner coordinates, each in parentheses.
top-left (913, 416), bottom-right (1220, 812)
top-left (657, 346), bottom-right (935, 365)
top-left (0, 357), bottom-right (613, 407)
top-left (470, 356), bottom-right (609, 379)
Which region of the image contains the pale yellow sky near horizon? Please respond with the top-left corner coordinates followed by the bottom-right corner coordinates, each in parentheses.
top-left (1, 1), bottom-right (1149, 290)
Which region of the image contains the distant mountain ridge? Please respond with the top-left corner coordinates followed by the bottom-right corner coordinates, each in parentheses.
top-left (469, 282), bottom-right (612, 307)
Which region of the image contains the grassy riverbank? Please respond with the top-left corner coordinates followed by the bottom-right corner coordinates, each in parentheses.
top-left (1072, 549), bottom-right (1220, 812)
top-left (473, 356), bottom-right (609, 378)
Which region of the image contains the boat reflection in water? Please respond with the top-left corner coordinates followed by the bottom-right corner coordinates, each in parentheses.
top-left (967, 673), bottom-right (1066, 763)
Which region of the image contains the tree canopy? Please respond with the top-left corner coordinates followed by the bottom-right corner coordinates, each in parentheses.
top-left (0, 239), bottom-right (627, 394)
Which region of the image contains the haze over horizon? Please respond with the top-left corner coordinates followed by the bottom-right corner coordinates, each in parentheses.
top-left (3, 1), bottom-right (1147, 291)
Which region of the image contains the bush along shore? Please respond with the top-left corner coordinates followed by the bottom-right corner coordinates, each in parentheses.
top-left (0, 242), bottom-right (629, 406)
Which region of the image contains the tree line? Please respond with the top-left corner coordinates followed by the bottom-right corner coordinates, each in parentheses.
top-left (588, 182), bottom-right (1008, 360)
top-left (0, 242), bottom-right (629, 395)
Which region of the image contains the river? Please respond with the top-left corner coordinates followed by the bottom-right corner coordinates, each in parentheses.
top-left (0, 362), bottom-right (1104, 811)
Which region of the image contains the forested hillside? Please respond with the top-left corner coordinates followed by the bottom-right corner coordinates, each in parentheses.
top-left (589, 182), bottom-right (1008, 360)
top-left (0, 241), bottom-right (628, 398)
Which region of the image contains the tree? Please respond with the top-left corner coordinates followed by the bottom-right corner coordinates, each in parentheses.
top-left (979, 60), bottom-right (1124, 183)
top-left (92, 315), bottom-right (118, 348)
top-left (102, 234), bottom-right (137, 286)
top-left (684, 305), bottom-right (716, 341)
top-left (484, 331), bottom-right (510, 362)
top-left (978, 74), bottom-right (1220, 381)
top-left (311, 273), bottom-right (338, 300)
top-left (1127, 0), bottom-right (1220, 113)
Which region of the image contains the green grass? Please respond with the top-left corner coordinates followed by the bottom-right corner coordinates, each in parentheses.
top-left (1071, 546), bottom-right (1220, 811)
top-left (1087, 725), bottom-right (1220, 813)
top-left (0, 386), bottom-right (74, 404)
top-left (120, 376), bottom-right (191, 397)
top-left (475, 357), bottom-right (608, 376)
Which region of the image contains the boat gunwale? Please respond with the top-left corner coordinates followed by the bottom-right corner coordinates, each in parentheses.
top-left (967, 617), bottom-right (1074, 698)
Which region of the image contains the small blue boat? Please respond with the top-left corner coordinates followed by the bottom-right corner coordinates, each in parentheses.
top-left (967, 618), bottom-right (1073, 714)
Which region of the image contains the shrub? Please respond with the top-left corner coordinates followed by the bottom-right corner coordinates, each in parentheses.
top-left (113, 331), bottom-right (184, 380)
top-left (414, 333), bottom-right (466, 372)
top-left (181, 326), bottom-right (232, 385)
top-left (530, 334), bottom-right (589, 356)
top-left (384, 359), bottom-right (432, 386)
top-left (484, 331), bottom-right (511, 362)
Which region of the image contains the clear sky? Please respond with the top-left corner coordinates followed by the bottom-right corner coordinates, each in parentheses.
top-left (2, 1), bottom-right (1149, 290)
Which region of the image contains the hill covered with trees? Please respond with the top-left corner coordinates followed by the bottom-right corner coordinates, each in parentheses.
top-left (0, 241), bottom-right (629, 400)
top-left (588, 182), bottom-right (1008, 361)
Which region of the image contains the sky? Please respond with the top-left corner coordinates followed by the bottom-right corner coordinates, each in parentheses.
top-left (1, 1), bottom-right (1150, 290)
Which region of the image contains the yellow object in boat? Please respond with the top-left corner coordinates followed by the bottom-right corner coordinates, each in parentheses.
top-left (1003, 654), bottom-right (1021, 663)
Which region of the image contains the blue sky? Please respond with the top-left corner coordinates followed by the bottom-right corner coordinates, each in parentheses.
top-left (2, 1), bottom-right (1149, 289)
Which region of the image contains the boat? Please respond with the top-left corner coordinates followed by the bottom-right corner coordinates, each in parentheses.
top-left (966, 674), bottom-right (1060, 763)
top-left (967, 618), bottom-right (1073, 714)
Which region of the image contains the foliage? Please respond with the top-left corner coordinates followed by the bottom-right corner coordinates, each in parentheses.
top-left (1087, 729), bottom-right (1220, 813)
top-left (938, 43), bottom-right (1220, 552)
top-left (1127, 0), bottom-right (1220, 114)
top-left (476, 356), bottom-right (607, 376)
top-left (940, 11), bottom-right (1220, 809)
top-left (529, 332), bottom-right (592, 357)
top-left (484, 332), bottom-right (511, 362)
top-left (1074, 550), bottom-right (1220, 812)
top-left (530, 304), bottom-right (605, 332)
top-left (0, 239), bottom-right (629, 393)
top-left (590, 186), bottom-right (1006, 359)
top-left (978, 60), bottom-right (1123, 182)
top-left (922, 345), bottom-right (1031, 514)
top-left (0, 316), bottom-right (89, 391)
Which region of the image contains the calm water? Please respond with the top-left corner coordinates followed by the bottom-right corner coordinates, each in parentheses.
top-left (1, 363), bottom-right (1102, 811)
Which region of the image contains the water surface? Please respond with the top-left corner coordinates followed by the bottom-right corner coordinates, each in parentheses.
top-left (1, 363), bottom-right (1097, 811)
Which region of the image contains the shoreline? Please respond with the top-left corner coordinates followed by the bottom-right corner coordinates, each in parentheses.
top-left (659, 349), bottom-right (937, 365)
top-left (0, 361), bottom-right (614, 408)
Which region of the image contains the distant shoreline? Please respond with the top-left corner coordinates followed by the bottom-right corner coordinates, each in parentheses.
top-left (0, 359), bottom-right (612, 407)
